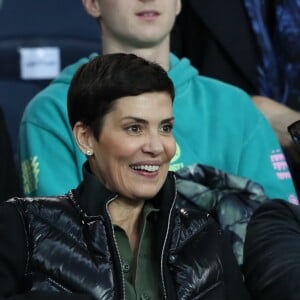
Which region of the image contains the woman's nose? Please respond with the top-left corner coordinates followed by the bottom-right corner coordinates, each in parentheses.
top-left (142, 133), bottom-right (164, 156)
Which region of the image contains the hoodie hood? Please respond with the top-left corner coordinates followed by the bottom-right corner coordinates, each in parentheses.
top-left (55, 53), bottom-right (198, 95)
top-left (53, 53), bottom-right (98, 85)
top-left (168, 53), bottom-right (199, 96)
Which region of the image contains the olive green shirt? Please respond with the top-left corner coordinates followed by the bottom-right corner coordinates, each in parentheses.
top-left (114, 203), bottom-right (163, 300)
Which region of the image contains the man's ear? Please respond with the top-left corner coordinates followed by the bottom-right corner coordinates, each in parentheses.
top-left (73, 121), bottom-right (94, 155)
top-left (82, 0), bottom-right (102, 18)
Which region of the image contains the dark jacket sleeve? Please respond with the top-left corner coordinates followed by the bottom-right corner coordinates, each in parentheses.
top-left (243, 199), bottom-right (300, 300)
top-left (0, 202), bottom-right (92, 300)
top-left (220, 231), bottom-right (251, 300)
top-left (0, 109), bottom-right (22, 203)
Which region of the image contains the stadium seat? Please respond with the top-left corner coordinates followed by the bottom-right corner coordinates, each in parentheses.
top-left (0, 0), bottom-right (101, 152)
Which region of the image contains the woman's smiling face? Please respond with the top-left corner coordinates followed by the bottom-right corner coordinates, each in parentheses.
top-left (88, 91), bottom-right (176, 202)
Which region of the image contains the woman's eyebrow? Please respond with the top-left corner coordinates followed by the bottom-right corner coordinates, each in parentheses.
top-left (122, 116), bottom-right (148, 124)
top-left (122, 116), bottom-right (174, 124)
top-left (161, 117), bottom-right (175, 123)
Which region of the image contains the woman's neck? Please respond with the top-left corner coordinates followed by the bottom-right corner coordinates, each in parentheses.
top-left (108, 198), bottom-right (145, 255)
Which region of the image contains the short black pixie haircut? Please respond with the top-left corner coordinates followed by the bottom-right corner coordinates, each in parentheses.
top-left (67, 53), bottom-right (175, 137)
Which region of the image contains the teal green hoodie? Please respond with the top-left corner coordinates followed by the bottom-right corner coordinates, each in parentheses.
top-left (20, 54), bottom-right (298, 203)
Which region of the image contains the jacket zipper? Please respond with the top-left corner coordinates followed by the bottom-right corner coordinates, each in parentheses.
top-left (160, 174), bottom-right (177, 300)
top-left (106, 196), bottom-right (126, 300)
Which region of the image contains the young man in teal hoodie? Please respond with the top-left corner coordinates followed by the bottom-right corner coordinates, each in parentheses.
top-left (20, 0), bottom-right (298, 203)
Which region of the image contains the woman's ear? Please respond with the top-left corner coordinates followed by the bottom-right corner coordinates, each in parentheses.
top-left (82, 0), bottom-right (102, 18)
top-left (73, 121), bottom-right (94, 156)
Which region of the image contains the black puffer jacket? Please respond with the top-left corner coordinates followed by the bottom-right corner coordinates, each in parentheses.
top-left (0, 167), bottom-right (250, 300)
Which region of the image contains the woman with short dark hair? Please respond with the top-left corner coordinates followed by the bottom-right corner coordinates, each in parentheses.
top-left (0, 53), bottom-right (249, 300)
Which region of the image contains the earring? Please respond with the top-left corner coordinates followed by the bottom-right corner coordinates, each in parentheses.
top-left (86, 149), bottom-right (93, 156)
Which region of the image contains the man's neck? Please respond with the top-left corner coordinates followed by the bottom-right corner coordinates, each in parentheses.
top-left (101, 37), bottom-right (171, 71)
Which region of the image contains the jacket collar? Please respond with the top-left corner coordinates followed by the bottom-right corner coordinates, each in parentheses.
top-left (72, 162), bottom-right (177, 220)
top-left (73, 162), bottom-right (117, 218)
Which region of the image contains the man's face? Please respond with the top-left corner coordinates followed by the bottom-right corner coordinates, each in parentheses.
top-left (95, 0), bottom-right (181, 48)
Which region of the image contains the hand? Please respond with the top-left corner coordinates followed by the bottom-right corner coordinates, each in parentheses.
top-left (251, 95), bottom-right (300, 147)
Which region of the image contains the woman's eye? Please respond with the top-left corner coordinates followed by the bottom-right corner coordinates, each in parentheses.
top-left (127, 125), bottom-right (142, 134)
top-left (160, 124), bottom-right (173, 134)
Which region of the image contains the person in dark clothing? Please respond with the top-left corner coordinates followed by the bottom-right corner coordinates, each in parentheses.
top-left (0, 107), bottom-right (22, 203)
top-left (244, 122), bottom-right (300, 299)
top-left (171, 0), bottom-right (300, 107)
top-left (0, 53), bottom-right (250, 300)
top-left (171, 0), bottom-right (260, 96)
top-left (243, 199), bottom-right (300, 300)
